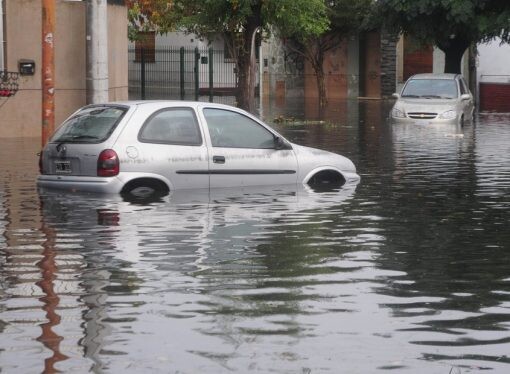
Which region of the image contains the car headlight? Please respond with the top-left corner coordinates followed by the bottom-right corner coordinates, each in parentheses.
top-left (439, 110), bottom-right (457, 119)
top-left (391, 107), bottom-right (405, 118)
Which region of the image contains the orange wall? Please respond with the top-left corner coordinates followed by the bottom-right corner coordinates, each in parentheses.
top-left (403, 37), bottom-right (433, 80)
top-left (362, 31), bottom-right (381, 98)
top-left (304, 39), bottom-right (349, 99)
top-left (0, 0), bottom-right (128, 138)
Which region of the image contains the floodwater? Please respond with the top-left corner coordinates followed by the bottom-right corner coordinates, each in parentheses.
top-left (1, 100), bottom-right (509, 373)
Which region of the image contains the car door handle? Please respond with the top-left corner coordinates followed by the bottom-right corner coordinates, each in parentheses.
top-left (213, 155), bottom-right (225, 164)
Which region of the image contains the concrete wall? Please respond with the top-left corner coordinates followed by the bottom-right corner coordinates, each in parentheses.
top-left (108, 3), bottom-right (129, 101)
top-left (0, 0), bottom-right (128, 139)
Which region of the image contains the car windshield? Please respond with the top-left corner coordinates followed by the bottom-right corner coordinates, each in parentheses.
top-left (51, 106), bottom-right (127, 143)
top-left (401, 79), bottom-right (458, 99)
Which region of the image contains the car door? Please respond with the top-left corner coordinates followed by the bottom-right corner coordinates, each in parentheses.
top-left (200, 107), bottom-right (298, 189)
top-left (117, 106), bottom-right (210, 190)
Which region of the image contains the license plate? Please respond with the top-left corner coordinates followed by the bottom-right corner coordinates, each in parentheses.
top-left (55, 160), bottom-right (71, 173)
top-left (414, 120), bottom-right (431, 126)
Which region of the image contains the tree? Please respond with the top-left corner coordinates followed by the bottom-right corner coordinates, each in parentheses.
top-left (126, 0), bottom-right (182, 40)
top-left (178, 0), bottom-right (328, 112)
top-left (278, 0), bottom-right (374, 107)
top-left (377, 0), bottom-right (510, 74)
top-left (127, 0), bottom-right (328, 113)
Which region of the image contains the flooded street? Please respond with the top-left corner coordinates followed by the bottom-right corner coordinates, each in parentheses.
top-left (1, 100), bottom-right (509, 373)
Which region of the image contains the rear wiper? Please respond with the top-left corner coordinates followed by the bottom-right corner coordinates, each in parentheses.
top-left (55, 135), bottom-right (100, 142)
top-left (401, 94), bottom-right (420, 98)
top-left (421, 95), bottom-right (442, 99)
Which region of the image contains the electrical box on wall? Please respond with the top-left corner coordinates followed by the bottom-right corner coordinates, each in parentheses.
top-left (18, 59), bottom-right (36, 76)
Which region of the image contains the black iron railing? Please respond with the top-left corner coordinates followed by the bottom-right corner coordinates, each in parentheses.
top-left (128, 46), bottom-right (238, 103)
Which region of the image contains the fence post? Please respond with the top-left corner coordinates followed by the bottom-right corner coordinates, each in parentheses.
top-left (209, 47), bottom-right (213, 102)
top-left (194, 47), bottom-right (199, 101)
top-left (180, 47), bottom-right (185, 100)
top-left (141, 47), bottom-right (146, 100)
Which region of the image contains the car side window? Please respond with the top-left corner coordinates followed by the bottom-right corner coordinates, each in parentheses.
top-left (203, 108), bottom-right (275, 149)
top-left (139, 108), bottom-right (202, 145)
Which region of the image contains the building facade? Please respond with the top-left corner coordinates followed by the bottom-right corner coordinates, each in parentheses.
top-left (0, 0), bottom-right (128, 138)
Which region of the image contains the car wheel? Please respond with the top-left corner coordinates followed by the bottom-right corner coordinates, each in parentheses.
top-left (307, 170), bottom-right (346, 192)
top-left (460, 115), bottom-right (464, 127)
top-left (121, 179), bottom-right (169, 200)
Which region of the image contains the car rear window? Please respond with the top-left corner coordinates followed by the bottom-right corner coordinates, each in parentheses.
top-left (50, 106), bottom-right (127, 143)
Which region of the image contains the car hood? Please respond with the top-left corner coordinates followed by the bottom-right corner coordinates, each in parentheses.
top-left (396, 98), bottom-right (459, 112)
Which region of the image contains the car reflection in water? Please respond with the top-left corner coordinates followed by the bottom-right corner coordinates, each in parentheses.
top-left (37, 182), bottom-right (358, 368)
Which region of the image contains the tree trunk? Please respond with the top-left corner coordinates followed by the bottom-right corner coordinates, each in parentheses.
top-left (315, 65), bottom-right (327, 108)
top-left (235, 6), bottom-right (261, 113)
top-left (438, 37), bottom-right (470, 74)
top-left (236, 26), bottom-right (259, 113)
top-left (236, 49), bottom-right (253, 112)
top-left (311, 51), bottom-right (326, 108)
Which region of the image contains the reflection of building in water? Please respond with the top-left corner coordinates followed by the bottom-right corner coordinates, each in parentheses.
top-left (0, 139), bottom-right (69, 371)
top-left (0, 137), bottom-right (132, 372)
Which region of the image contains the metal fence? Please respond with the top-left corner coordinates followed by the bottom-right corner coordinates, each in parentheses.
top-left (128, 46), bottom-right (239, 103)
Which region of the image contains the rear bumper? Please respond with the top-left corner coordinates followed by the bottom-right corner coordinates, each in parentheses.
top-left (37, 174), bottom-right (123, 194)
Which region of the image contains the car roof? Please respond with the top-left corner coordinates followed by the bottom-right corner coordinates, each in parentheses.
top-left (409, 73), bottom-right (459, 80)
top-left (100, 100), bottom-right (244, 111)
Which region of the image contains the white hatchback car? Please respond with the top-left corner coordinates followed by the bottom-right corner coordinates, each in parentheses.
top-left (38, 101), bottom-right (359, 197)
top-left (390, 73), bottom-right (474, 126)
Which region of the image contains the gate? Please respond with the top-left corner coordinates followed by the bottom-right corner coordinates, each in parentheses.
top-left (128, 46), bottom-right (238, 103)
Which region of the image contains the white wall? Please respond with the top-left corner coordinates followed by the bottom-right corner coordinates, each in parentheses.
top-left (477, 38), bottom-right (510, 84)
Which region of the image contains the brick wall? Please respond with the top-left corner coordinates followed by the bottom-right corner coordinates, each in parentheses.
top-left (380, 30), bottom-right (398, 97)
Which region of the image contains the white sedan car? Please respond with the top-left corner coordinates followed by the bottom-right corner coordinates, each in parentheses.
top-left (390, 73), bottom-right (474, 126)
top-left (38, 101), bottom-right (359, 197)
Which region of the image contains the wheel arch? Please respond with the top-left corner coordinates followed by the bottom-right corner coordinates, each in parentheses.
top-left (120, 175), bottom-right (172, 195)
top-left (303, 167), bottom-right (347, 187)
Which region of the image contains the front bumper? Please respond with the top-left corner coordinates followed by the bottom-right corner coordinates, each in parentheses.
top-left (390, 116), bottom-right (459, 125)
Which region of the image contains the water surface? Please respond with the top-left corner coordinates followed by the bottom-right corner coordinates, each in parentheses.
top-left (1, 101), bottom-right (509, 373)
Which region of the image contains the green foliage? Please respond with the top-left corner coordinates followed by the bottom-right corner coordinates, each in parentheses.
top-left (276, 0), bottom-right (375, 106)
top-left (377, 0), bottom-right (510, 48)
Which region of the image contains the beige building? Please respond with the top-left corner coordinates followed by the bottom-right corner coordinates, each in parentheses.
top-left (0, 0), bottom-right (128, 139)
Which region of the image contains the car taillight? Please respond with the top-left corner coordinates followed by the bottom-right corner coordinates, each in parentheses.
top-left (97, 149), bottom-right (119, 177)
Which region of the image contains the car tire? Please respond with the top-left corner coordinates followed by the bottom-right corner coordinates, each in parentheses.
top-left (307, 170), bottom-right (346, 192)
top-left (121, 179), bottom-right (169, 200)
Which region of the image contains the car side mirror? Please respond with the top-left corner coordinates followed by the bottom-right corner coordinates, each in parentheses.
top-left (274, 136), bottom-right (291, 150)
top-left (392, 93), bottom-right (400, 99)
top-left (460, 94), bottom-right (471, 101)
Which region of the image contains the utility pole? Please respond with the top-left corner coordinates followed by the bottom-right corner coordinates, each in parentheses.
top-left (42, 0), bottom-right (55, 146)
top-left (86, 0), bottom-right (109, 104)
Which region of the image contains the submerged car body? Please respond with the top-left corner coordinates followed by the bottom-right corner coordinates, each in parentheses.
top-left (38, 101), bottom-right (359, 196)
top-left (390, 73), bottom-right (474, 126)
